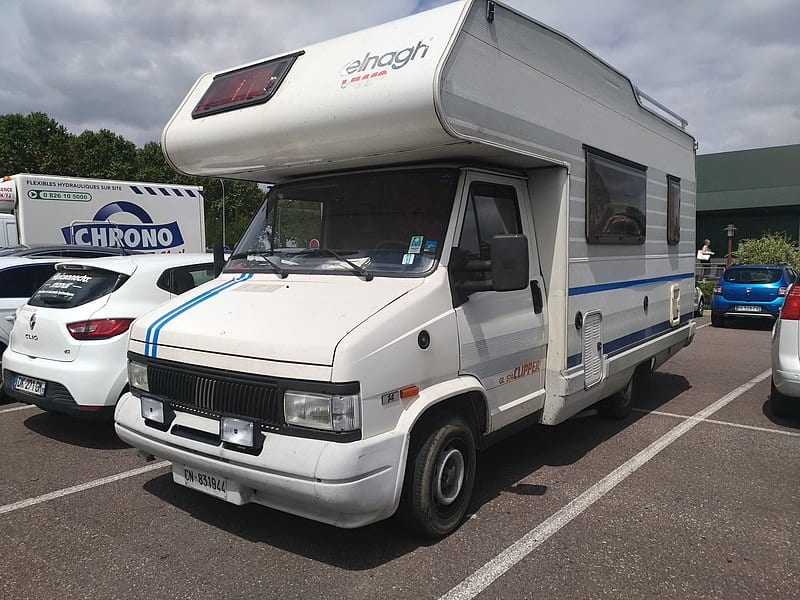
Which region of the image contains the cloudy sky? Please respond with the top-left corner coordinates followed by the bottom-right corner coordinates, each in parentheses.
top-left (1, 0), bottom-right (798, 156)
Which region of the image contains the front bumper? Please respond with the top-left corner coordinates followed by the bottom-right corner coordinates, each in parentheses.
top-left (114, 393), bottom-right (408, 528)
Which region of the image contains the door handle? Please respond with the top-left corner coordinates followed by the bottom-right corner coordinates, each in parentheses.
top-left (530, 280), bottom-right (543, 314)
top-left (4, 315), bottom-right (15, 322)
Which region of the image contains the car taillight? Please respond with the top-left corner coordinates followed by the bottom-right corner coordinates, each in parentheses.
top-left (713, 285), bottom-right (722, 295)
top-left (780, 285), bottom-right (800, 320)
top-left (67, 318), bottom-right (134, 340)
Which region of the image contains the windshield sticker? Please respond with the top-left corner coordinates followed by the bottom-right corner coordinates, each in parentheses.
top-left (402, 253), bottom-right (415, 265)
top-left (408, 236), bottom-right (424, 254)
top-left (423, 240), bottom-right (438, 253)
top-left (308, 238), bottom-right (320, 250)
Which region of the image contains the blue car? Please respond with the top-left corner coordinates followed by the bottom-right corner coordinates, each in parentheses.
top-left (711, 265), bottom-right (798, 327)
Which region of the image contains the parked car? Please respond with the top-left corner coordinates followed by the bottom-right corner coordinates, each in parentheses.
top-left (0, 257), bottom-right (63, 359)
top-left (710, 265), bottom-right (798, 327)
top-left (0, 246), bottom-right (149, 361)
top-left (693, 285), bottom-right (705, 317)
top-left (770, 283), bottom-right (800, 417)
top-left (2, 254), bottom-right (215, 418)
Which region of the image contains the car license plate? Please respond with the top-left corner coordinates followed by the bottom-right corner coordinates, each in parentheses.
top-left (734, 305), bottom-right (761, 312)
top-left (12, 375), bottom-right (46, 397)
top-left (173, 464), bottom-right (228, 500)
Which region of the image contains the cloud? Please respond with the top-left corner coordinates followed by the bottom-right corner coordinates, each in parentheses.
top-left (1, 0), bottom-right (797, 154)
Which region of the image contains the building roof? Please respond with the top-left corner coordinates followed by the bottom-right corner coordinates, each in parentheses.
top-left (697, 143), bottom-right (800, 212)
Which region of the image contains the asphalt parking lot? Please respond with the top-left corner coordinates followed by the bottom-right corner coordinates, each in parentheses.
top-left (1, 315), bottom-right (798, 600)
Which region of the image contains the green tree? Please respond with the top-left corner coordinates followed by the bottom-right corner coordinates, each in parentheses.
top-left (68, 129), bottom-right (138, 179)
top-left (0, 112), bottom-right (73, 175)
top-left (735, 231), bottom-right (800, 268)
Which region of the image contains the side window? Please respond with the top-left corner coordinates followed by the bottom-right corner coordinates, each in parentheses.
top-left (667, 175), bottom-right (681, 245)
top-left (0, 264), bottom-right (57, 298)
top-left (158, 264), bottom-right (215, 295)
top-left (585, 147), bottom-right (647, 244)
top-left (455, 182), bottom-right (521, 282)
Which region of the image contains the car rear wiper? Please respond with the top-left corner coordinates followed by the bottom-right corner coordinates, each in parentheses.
top-left (227, 251), bottom-right (288, 278)
top-left (295, 248), bottom-right (373, 281)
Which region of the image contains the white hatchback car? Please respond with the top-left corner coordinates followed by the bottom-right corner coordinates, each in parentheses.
top-left (771, 283), bottom-right (800, 417)
top-left (2, 254), bottom-right (215, 418)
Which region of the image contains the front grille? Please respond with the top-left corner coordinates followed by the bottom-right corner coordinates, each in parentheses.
top-left (147, 363), bottom-right (283, 428)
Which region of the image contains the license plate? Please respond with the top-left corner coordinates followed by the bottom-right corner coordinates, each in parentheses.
top-left (12, 375), bottom-right (46, 397)
top-left (173, 464), bottom-right (228, 500)
top-left (734, 305), bottom-right (762, 313)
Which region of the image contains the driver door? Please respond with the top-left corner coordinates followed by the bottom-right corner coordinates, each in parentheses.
top-left (452, 172), bottom-right (547, 432)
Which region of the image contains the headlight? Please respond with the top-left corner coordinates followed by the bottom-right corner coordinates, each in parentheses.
top-left (128, 361), bottom-right (149, 392)
top-left (284, 391), bottom-right (361, 432)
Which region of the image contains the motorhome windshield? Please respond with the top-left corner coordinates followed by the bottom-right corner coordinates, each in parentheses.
top-left (226, 168), bottom-right (459, 277)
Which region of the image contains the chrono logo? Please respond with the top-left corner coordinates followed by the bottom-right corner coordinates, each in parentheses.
top-left (340, 40), bottom-right (430, 88)
top-left (61, 201), bottom-right (185, 250)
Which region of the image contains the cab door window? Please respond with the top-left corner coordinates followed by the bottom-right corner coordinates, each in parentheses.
top-left (455, 182), bottom-right (521, 282)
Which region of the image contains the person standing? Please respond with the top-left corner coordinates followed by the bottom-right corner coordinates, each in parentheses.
top-left (698, 239), bottom-right (714, 261)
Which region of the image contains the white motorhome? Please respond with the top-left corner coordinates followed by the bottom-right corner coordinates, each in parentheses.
top-left (115, 0), bottom-right (697, 537)
top-left (0, 174), bottom-right (205, 252)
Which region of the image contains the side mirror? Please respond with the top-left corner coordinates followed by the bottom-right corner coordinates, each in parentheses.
top-left (212, 241), bottom-right (225, 277)
top-left (491, 235), bottom-right (529, 291)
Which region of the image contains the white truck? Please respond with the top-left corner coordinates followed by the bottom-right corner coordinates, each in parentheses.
top-left (114, 0), bottom-right (697, 537)
top-left (0, 174), bottom-right (205, 252)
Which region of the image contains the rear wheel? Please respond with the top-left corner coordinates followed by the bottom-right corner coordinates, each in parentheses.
top-left (711, 311), bottom-right (725, 327)
top-left (599, 363), bottom-right (650, 419)
top-left (771, 379), bottom-right (795, 417)
top-left (398, 414), bottom-right (476, 538)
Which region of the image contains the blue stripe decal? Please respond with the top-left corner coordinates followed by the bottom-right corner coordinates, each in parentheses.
top-left (144, 273), bottom-right (253, 357)
top-left (566, 312), bottom-right (693, 368)
top-left (569, 273), bottom-right (695, 297)
top-left (130, 186), bottom-right (143, 195)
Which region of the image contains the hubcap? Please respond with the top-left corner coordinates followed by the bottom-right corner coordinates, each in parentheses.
top-left (434, 447), bottom-right (465, 506)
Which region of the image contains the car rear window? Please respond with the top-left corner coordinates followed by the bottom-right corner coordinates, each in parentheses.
top-left (28, 269), bottom-right (126, 308)
top-left (723, 268), bottom-right (782, 284)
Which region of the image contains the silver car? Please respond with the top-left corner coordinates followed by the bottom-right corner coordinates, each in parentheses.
top-left (770, 284), bottom-right (800, 416)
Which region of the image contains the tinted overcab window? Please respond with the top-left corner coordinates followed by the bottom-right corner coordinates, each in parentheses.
top-left (28, 269), bottom-right (125, 308)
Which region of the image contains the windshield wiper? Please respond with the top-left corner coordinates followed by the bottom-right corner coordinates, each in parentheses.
top-left (295, 248), bottom-right (373, 281)
top-left (227, 251), bottom-right (288, 278)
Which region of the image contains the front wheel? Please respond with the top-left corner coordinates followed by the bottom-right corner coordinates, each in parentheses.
top-left (398, 415), bottom-right (476, 538)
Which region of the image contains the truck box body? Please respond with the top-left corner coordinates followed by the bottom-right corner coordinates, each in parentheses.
top-left (115, 0), bottom-right (697, 536)
top-left (0, 174), bottom-right (205, 252)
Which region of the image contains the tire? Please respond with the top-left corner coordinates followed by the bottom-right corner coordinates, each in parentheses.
top-left (398, 415), bottom-right (476, 538)
top-left (771, 379), bottom-right (795, 417)
top-left (711, 311), bottom-right (725, 327)
top-left (694, 296), bottom-right (704, 317)
top-left (598, 362), bottom-right (650, 419)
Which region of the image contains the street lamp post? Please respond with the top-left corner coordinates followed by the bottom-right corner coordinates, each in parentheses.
top-left (723, 223), bottom-right (737, 268)
top-left (219, 179), bottom-right (226, 250)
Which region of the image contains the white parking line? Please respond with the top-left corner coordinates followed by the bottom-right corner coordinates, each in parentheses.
top-left (439, 368), bottom-right (771, 600)
top-left (633, 408), bottom-right (800, 437)
top-left (0, 461), bottom-right (169, 517)
top-left (0, 405), bottom-right (38, 415)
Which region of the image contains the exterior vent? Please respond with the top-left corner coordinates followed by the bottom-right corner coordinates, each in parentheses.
top-left (669, 284), bottom-right (681, 326)
top-left (582, 311), bottom-right (603, 389)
